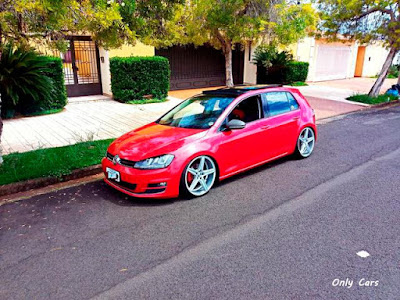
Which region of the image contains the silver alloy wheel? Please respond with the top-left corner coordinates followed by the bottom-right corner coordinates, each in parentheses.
top-left (297, 127), bottom-right (315, 157)
top-left (185, 156), bottom-right (217, 197)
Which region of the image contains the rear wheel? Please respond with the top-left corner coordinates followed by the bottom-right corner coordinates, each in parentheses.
top-left (180, 156), bottom-right (217, 197)
top-left (295, 127), bottom-right (315, 158)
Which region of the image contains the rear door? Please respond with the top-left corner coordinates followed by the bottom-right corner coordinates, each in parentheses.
top-left (260, 92), bottom-right (301, 157)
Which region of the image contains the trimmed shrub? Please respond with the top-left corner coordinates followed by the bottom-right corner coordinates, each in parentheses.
top-left (110, 56), bottom-right (170, 102)
top-left (257, 61), bottom-right (309, 84)
top-left (285, 61), bottom-right (309, 83)
top-left (43, 56), bottom-right (67, 109)
top-left (18, 56), bottom-right (67, 114)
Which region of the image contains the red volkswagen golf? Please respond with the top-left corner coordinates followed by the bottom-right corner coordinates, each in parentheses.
top-left (102, 85), bottom-right (317, 198)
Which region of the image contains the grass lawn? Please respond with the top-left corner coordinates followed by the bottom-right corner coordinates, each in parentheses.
top-left (126, 98), bottom-right (167, 105)
top-left (0, 139), bottom-right (114, 186)
top-left (289, 81), bottom-right (308, 86)
top-left (347, 94), bottom-right (399, 105)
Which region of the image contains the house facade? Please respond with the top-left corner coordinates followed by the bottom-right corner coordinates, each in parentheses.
top-left (51, 36), bottom-right (256, 97)
top-left (51, 36), bottom-right (391, 98)
top-left (293, 37), bottom-right (390, 81)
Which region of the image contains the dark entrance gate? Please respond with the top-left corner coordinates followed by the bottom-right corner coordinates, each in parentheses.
top-left (57, 37), bottom-right (102, 97)
top-left (156, 44), bottom-right (244, 90)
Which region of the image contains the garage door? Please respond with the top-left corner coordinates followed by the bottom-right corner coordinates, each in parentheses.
top-left (314, 45), bottom-right (352, 81)
top-left (156, 44), bottom-right (243, 90)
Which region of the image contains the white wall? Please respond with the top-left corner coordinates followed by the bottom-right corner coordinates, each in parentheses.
top-left (394, 52), bottom-right (400, 65)
top-left (348, 42), bottom-right (359, 78)
top-left (295, 37), bottom-right (316, 81)
top-left (361, 44), bottom-right (390, 77)
top-left (243, 42), bottom-right (257, 84)
top-left (98, 48), bottom-right (112, 96)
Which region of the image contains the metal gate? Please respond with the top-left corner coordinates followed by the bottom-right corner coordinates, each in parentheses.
top-left (56, 37), bottom-right (102, 97)
top-left (156, 44), bottom-right (244, 90)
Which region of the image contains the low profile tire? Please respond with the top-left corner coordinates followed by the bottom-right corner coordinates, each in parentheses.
top-left (180, 155), bottom-right (217, 198)
top-left (295, 127), bottom-right (315, 159)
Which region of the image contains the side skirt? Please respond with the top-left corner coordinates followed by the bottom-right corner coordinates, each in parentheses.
top-left (219, 152), bottom-right (289, 181)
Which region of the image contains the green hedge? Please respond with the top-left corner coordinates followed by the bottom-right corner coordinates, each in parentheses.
top-left (257, 61), bottom-right (309, 84)
top-left (16, 56), bottom-right (67, 115)
top-left (285, 61), bottom-right (309, 83)
top-left (110, 56), bottom-right (170, 102)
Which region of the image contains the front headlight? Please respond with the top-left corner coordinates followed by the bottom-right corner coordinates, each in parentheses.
top-left (134, 154), bottom-right (174, 169)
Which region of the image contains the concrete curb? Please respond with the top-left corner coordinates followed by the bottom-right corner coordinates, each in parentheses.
top-left (0, 164), bottom-right (102, 198)
top-left (370, 99), bottom-right (400, 108)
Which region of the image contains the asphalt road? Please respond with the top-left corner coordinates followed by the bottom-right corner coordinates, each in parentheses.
top-left (1, 104), bottom-right (400, 300)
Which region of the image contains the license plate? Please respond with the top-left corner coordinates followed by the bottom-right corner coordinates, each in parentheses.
top-left (106, 167), bottom-right (120, 182)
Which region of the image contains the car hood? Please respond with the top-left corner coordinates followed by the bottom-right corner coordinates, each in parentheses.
top-left (108, 122), bottom-right (207, 161)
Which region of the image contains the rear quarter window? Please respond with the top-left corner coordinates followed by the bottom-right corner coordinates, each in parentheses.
top-left (286, 92), bottom-right (299, 110)
top-left (263, 92), bottom-right (291, 116)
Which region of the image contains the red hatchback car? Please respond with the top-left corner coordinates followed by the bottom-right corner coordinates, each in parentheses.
top-left (102, 85), bottom-right (317, 198)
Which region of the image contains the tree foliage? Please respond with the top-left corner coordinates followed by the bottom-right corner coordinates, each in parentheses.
top-left (147, 0), bottom-right (317, 86)
top-left (0, 0), bottom-right (183, 164)
top-left (0, 0), bottom-right (184, 51)
top-left (317, 0), bottom-right (400, 48)
top-left (317, 0), bottom-right (400, 96)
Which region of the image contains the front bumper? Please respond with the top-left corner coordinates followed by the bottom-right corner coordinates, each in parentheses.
top-left (101, 157), bottom-right (181, 199)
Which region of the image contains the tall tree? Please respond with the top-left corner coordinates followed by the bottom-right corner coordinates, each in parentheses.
top-left (317, 0), bottom-right (400, 97)
top-left (0, 0), bottom-right (183, 164)
top-left (146, 0), bottom-right (316, 87)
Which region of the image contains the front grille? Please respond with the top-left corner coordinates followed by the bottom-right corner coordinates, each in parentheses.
top-left (119, 158), bottom-right (136, 168)
top-left (106, 152), bottom-right (136, 168)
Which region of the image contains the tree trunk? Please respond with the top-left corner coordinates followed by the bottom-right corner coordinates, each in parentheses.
top-left (368, 47), bottom-right (397, 97)
top-left (223, 41), bottom-right (234, 87)
top-left (0, 93), bottom-right (3, 165)
top-left (0, 29), bottom-right (3, 165)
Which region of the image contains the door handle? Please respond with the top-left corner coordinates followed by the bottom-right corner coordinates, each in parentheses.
top-left (292, 116), bottom-right (300, 120)
top-left (261, 125), bottom-right (270, 130)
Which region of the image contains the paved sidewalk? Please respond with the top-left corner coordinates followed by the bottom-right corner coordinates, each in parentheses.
top-left (1, 97), bottom-right (181, 155)
top-left (1, 85), bottom-right (364, 155)
top-left (308, 77), bottom-right (397, 94)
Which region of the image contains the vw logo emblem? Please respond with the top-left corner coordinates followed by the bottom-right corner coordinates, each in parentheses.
top-left (113, 155), bottom-right (121, 165)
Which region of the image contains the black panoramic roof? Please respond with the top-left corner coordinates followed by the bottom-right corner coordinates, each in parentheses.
top-left (202, 84), bottom-right (283, 97)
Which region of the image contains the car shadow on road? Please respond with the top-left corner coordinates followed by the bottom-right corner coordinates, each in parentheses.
top-left (98, 180), bottom-right (178, 207)
top-left (97, 155), bottom-right (297, 207)
top-left (214, 155), bottom-right (293, 188)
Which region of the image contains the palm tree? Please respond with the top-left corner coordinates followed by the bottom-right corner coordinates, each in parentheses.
top-left (0, 43), bottom-right (53, 164)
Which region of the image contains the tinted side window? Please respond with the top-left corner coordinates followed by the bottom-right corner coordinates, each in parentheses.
top-left (286, 92), bottom-right (299, 110)
top-left (228, 95), bottom-right (261, 123)
top-left (264, 92), bottom-right (291, 116)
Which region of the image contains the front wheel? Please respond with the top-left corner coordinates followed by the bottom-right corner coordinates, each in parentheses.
top-left (295, 127), bottom-right (315, 158)
top-left (180, 156), bottom-right (217, 198)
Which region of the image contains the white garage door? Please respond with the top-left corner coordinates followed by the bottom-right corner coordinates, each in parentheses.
top-left (314, 45), bottom-right (352, 81)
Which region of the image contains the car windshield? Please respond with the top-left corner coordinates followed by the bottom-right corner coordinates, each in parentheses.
top-left (157, 95), bottom-right (235, 129)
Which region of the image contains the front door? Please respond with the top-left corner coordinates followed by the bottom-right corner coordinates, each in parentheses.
top-left (215, 95), bottom-right (264, 176)
top-left (354, 46), bottom-right (366, 77)
top-left (58, 37), bottom-right (102, 97)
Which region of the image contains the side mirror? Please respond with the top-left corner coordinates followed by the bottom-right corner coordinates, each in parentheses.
top-left (225, 119), bottom-right (246, 130)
